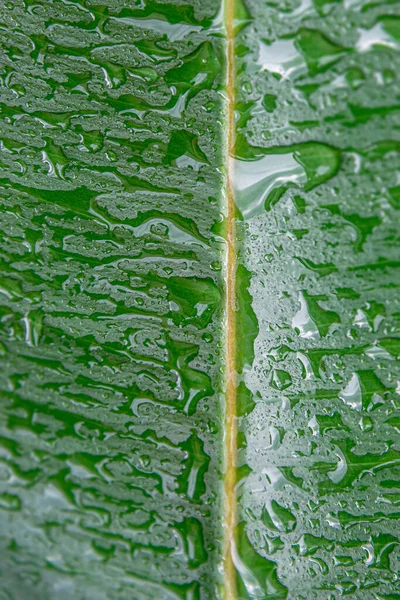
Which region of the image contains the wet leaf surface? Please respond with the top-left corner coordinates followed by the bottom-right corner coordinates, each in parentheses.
top-left (1, 0), bottom-right (400, 598)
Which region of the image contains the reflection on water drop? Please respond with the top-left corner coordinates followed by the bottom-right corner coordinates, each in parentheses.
top-left (231, 541), bottom-right (265, 599)
top-left (325, 513), bottom-right (341, 530)
top-left (233, 154), bottom-right (306, 219)
top-left (308, 415), bottom-right (319, 436)
top-left (292, 292), bottom-right (320, 339)
top-left (297, 351), bottom-right (314, 379)
top-left (365, 344), bottom-right (393, 361)
top-left (328, 447), bottom-right (348, 484)
top-left (354, 308), bottom-right (370, 329)
top-left (258, 39), bottom-right (307, 79)
top-left (339, 373), bottom-right (362, 411)
top-left (357, 23), bottom-right (399, 52)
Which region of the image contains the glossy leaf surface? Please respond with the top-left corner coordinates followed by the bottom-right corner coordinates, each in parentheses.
top-left (1, 0), bottom-right (400, 599)
top-left (0, 1), bottom-right (225, 598)
top-left (234, 1), bottom-right (400, 598)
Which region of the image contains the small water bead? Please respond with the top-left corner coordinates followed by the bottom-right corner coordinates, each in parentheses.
top-left (210, 260), bottom-right (222, 271)
top-left (202, 332), bottom-right (213, 343)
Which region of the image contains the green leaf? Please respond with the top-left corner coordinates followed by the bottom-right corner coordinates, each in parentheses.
top-left (234, 1), bottom-right (400, 598)
top-left (1, 0), bottom-right (400, 599)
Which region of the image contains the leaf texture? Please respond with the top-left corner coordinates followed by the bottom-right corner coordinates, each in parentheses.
top-left (233, 1), bottom-right (400, 598)
top-left (0, 1), bottom-right (225, 598)
top-left (1, 0), bottom-right (400, 599)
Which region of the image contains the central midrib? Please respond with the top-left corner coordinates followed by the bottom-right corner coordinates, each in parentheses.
top-left (223, 0), bottom-right (237, 596)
